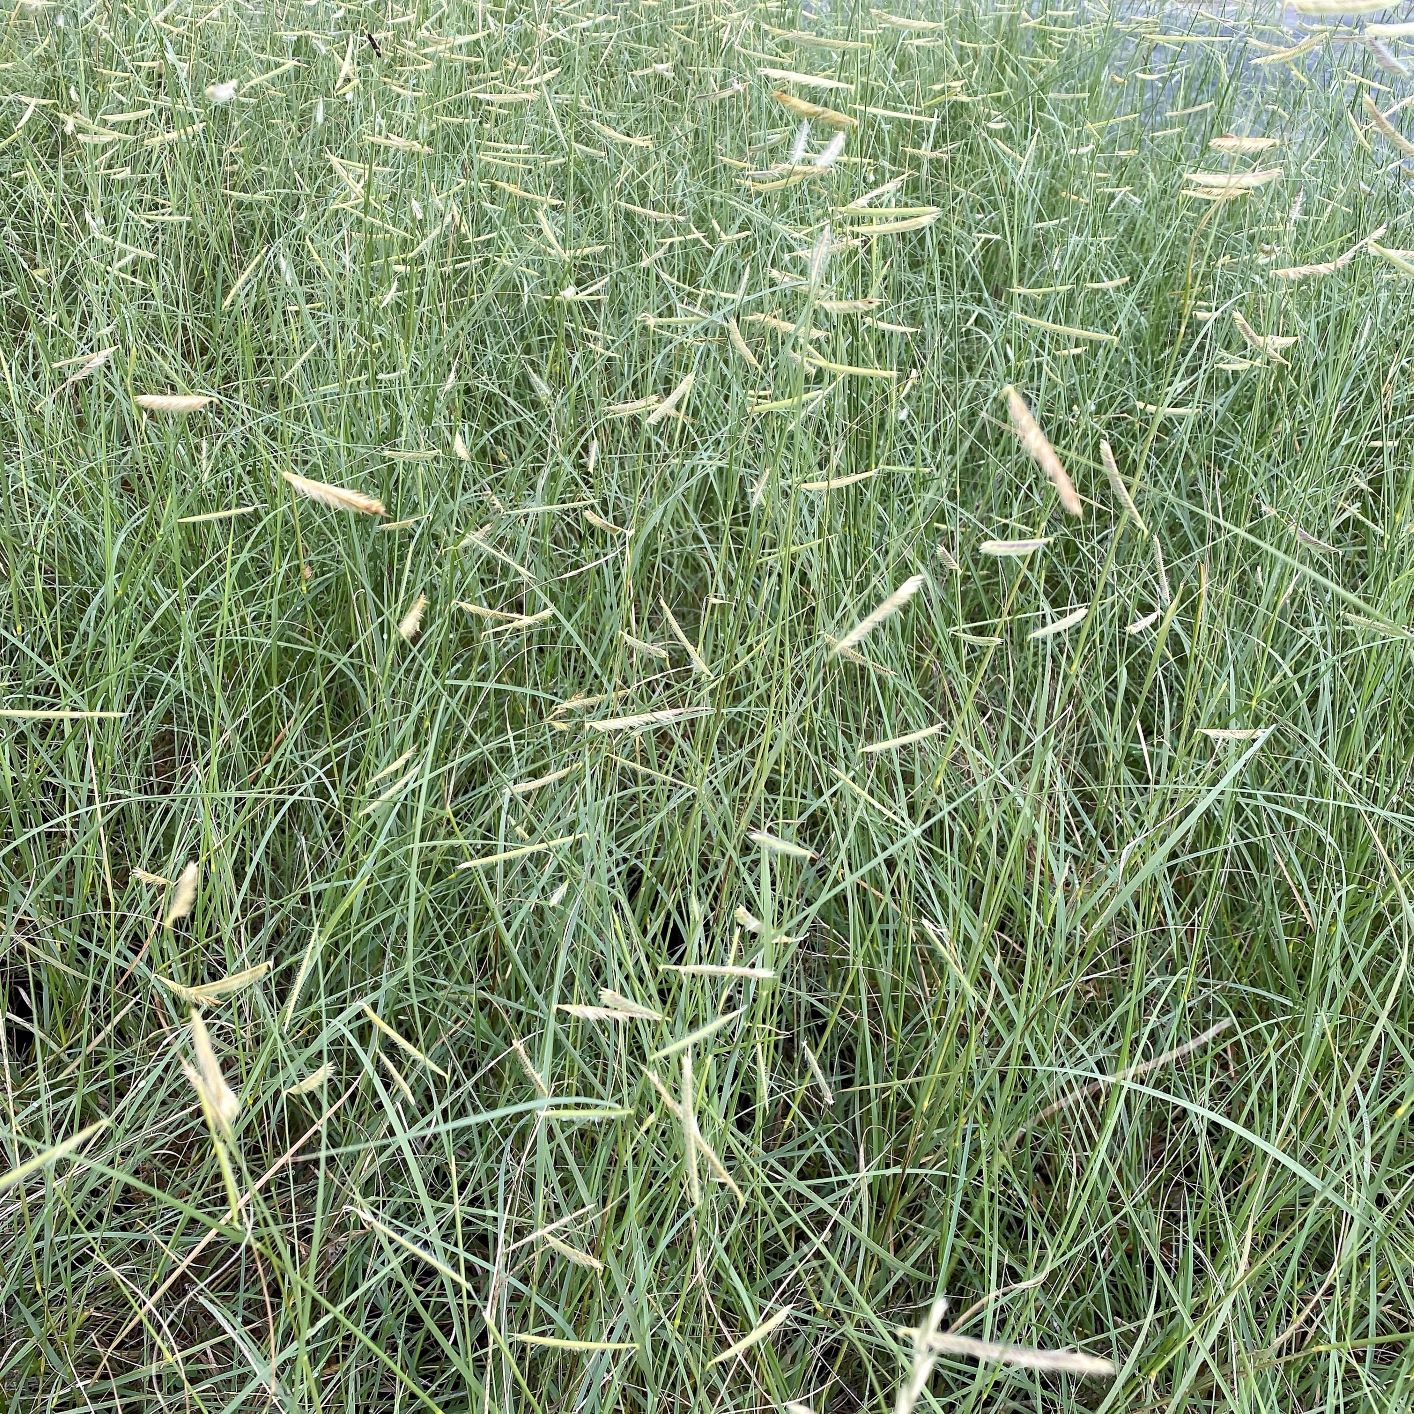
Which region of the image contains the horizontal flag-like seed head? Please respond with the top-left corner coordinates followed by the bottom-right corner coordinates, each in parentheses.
top-left (136, 393), bottom-right (215, 414)
top-left (281, 470), bottom-right (386, 517)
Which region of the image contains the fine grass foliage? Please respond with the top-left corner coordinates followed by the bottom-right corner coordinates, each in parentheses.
top-left (2, 0), bottom-right (1414, 1409)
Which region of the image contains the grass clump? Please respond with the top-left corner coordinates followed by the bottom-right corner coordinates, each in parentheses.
top-left (2, 0), bottom-right (1414, 1410)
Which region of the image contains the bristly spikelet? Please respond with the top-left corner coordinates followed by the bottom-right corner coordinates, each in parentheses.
top-left (914, 1332), bottom-right (1114, 1379)
top-left (1272, 223), bottom-right (1386, 280)
top-left (806, 223), bottom-right (833, 285)
top-left (645, 370), bottom-right (695, 426)
top-left (398, 593), bottom-right (427, 641)
top-left (281, 470), bottom-right (386, 517)
top-left (816, 131), bottom-right (847, 168)
top-left (1099, 438), bottom-right (1146, 531)
top-left (1365, 36), bottom-right (1409, 76)
top-left (184, 1010), bottom-right (240, 1133)
top-left (135, 393), bottom-right (215, 414)
top-left (598, 989), bottom-right (663, 1020)
top-left (1293, 0), bottom-right (1388, 12)
top-left (773, 91), bottom-right (856, 128)
top-left (831, 574), bottom-right (928, 656)
top-left (1208, 135), bottom-right (1279, 154)
top-left (1231, 311), bottom-right (1298, 364)
top-left (285, 1063), bottom-right (334, 1096)
top-left (1362, 93), bottom-right (1414, 156)
top-left (1029, 606), bottom-right (1088, 640)
top-left (164, 860), bottom-right (199, 928)
top-left (979, 537), bottom-right (1049, 557)
top-left (1181, 167), bottom-right (1281, 194)
top-left (1152, 535), bottom-right (1172, 605)
top-left (157, 961), bottom-right (270, 1006)
top-left (1003, 386), bottom-right (1082, 516)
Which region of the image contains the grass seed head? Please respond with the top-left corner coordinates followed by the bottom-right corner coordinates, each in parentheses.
top-left (281, 470), bottom-right (386, 517)
top-left (1003, 385), bottom-right (1081, 516)
top-left (184, 1010), bottom-right (240, 1133)
top-left (163, 860), bottom-right (199, 928)
top-left (135, 393), bottom-right (214, 413)
top-left (397, 593), bottom-right (428, 641)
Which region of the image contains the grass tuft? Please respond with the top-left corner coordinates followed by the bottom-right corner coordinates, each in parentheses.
top-left (2, 0), bottom-right (1414, 1409)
